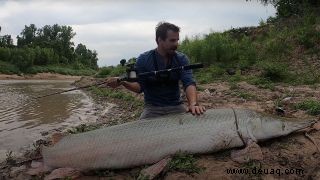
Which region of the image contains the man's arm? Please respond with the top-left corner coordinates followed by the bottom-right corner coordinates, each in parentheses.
top-left (104, 77), bottom-right (141, 93)
top-left (178, 54), bottom-right (205, 115)
top-left (185, 84), bottom-right (206, 115)
top-left (105, 53), bottom-right (145, 93)
top-left (185, 84), bottom-right (197, 105)
top-left (120, 81), bottom-right (141, 93)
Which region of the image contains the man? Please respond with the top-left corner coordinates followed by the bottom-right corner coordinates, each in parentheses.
top-left (107, 22), bottom-right (205, 119)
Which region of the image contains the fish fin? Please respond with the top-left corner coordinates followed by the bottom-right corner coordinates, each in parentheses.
top-left (44, 167), bottom-right (82, 180)
top-left (139, 157), bottom-right (172, 179)
top-left (26, 160), bottom-right (52, 176)
top-left (312, 121), bottom-right (320, 131)
top-left (231, 140), bottom-right (263, 163)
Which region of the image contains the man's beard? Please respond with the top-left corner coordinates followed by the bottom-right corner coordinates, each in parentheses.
top-left (167, 47), bottom-right (177, 55)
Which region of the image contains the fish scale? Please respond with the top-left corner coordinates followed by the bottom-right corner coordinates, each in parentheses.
top-left (42, 108), bottom-right (316, 170)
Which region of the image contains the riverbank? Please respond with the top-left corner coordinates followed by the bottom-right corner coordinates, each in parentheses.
top-left (1, 76), bottom-right (320, 179)
top-left (0, 73), bottom-right (83, 80)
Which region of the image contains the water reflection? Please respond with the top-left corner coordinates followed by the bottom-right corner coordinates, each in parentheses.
top-left (0, 80), bottom-right (97, 152)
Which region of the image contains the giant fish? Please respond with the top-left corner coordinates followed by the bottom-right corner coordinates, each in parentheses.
top-left (42, 108), bottom-right (317, 170)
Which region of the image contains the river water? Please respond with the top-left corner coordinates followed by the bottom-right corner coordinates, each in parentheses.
top-left (0, 80), bottom-right (98, 154)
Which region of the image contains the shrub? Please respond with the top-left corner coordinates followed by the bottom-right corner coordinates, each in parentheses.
top-left (259, 61), bottom-right (290, 82)
top-left (295, 99), bottom-right (320, 115)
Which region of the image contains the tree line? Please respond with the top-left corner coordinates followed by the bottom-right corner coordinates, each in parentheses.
top-left (252, 0), bottom-right (319, 18)
top-left (0, 24), bottom-right (98, 72)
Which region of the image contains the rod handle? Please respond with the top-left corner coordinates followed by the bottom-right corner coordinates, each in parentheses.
top-left (184, 63), bottom-right (203, 70)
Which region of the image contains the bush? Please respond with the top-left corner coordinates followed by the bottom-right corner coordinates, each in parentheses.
top-left (295, 99), bottom-right (320, 115)
top-left (248, 76), bottom-right (275, 90)
top-left (0, 48), bottom-right (11, 62)
top-left (7, 48), bottom-right (36, 72)
top-left (296, 25), bottom-right (320, 49)
top-left (235, 36), bottom-right (257, 70)
top-left (194, 65), bottom-right (225, 84)
top-left (95, 66), bottom-right (113, 78)
top-left (0, 61), bottom-right (20, 74)
top-left (29, 65), bottom-right (96, 76)
top-left (264, 37), bottom-right (290, 59)
top-left (179, 33), bottom-right (238, 67)
top-left (109, 65), bottom-right (126, 77)
top-left (259, 61), bottom-right (290, 82)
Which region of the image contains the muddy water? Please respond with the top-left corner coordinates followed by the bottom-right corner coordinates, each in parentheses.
top-left (0, 80), bottom-right (98, 153)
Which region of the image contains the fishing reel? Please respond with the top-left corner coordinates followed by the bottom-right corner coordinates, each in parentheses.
top-left (118, 58), bottom-right (204, 83)
top-left (118, 59), bottom-right (138, 82)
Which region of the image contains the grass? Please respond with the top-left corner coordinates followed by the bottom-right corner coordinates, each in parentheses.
top-left (0, 61), bottom-right (20, 74)
top-left (295, 99), bottom-right (320, 115)
top-left (0, 61), bottom-right (97, 76)
top-left (258, 61), bottom-right (291, 82)
top-left (67, 124), bottom-right (101, 134)
top-left (95, 65), bottom-right (126, 78)
top-left (168, 152), bottom-right (204, 174)
top-left (30, 65), bottom-right (97, 76)
top-left (88, 86), bottom-right (143, 120)
top-left (247, 77), bottom-right (275, 90)
top-left (194, 65), bottom-right (226, 84)
top-left (196, 85), bottom-right (206, 92)
top-left (5, 150), bottom-right (15, 165)
top-left (233, 91), bottom-right (256, 100)
top-left (229, 82), bottom-right (239, 90)
top-left (241, 160), bottom-right (263, 179)
top-left (137, 173), bottom-right (151, 180)
top-left (89, 86), bottom-right (143, 106)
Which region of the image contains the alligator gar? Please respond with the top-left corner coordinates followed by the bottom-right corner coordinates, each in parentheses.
top-left (42, 108), bottom-right (316, 170)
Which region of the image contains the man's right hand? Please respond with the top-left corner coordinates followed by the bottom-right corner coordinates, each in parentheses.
top-left (104, 77), bottom-right (121, 88)
top-left (103, 78), bottom-right (141, 93)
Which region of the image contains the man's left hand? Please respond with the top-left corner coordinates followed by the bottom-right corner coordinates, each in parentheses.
top-left (186, 103), bottom-right (206, 115)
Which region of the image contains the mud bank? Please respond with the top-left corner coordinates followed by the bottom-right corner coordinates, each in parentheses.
top-left (0, 73), bottom-right (82, 80)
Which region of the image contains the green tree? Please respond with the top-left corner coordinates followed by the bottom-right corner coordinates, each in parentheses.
top-left (1, 23), bottom-right (98, 73)
top-left (17, 24), bottom-right (37, 47)
top-left (251, 0), bottom-right (320, 18)
top-left (75, 43), bottom-right (98, 69)
top-left (0, 26), bottom-right (14, 47)
top-left (59, 25), bottom-right (76, 61)
top-left (0, 35), bottom-right (13, 47)
top-left (11, 49), bottom-right (34, 71)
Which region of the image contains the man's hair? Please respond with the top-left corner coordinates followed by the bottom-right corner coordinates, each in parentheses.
top-left (155, 22), bottom-right (180, 44)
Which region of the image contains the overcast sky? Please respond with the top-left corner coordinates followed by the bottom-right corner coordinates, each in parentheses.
top-left (0, 0), bottom-right (276, 67)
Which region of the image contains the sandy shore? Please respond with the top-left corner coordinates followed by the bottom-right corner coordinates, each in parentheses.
top-left (0, 73), bottom-right (83, 80)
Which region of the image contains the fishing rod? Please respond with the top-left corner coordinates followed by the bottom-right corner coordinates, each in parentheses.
top-left (34, 62), bottom-right (203, 99)
top-left (117, 63), bottom-right (204, 82)
top-left (34, 81), bottom-right (108, 99)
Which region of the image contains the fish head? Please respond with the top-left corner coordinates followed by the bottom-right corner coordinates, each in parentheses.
top-left (247, 113), bottom-right (316, 141)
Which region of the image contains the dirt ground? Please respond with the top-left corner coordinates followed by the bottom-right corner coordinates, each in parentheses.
top-left (1, 79), bottom-right (320, 179)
